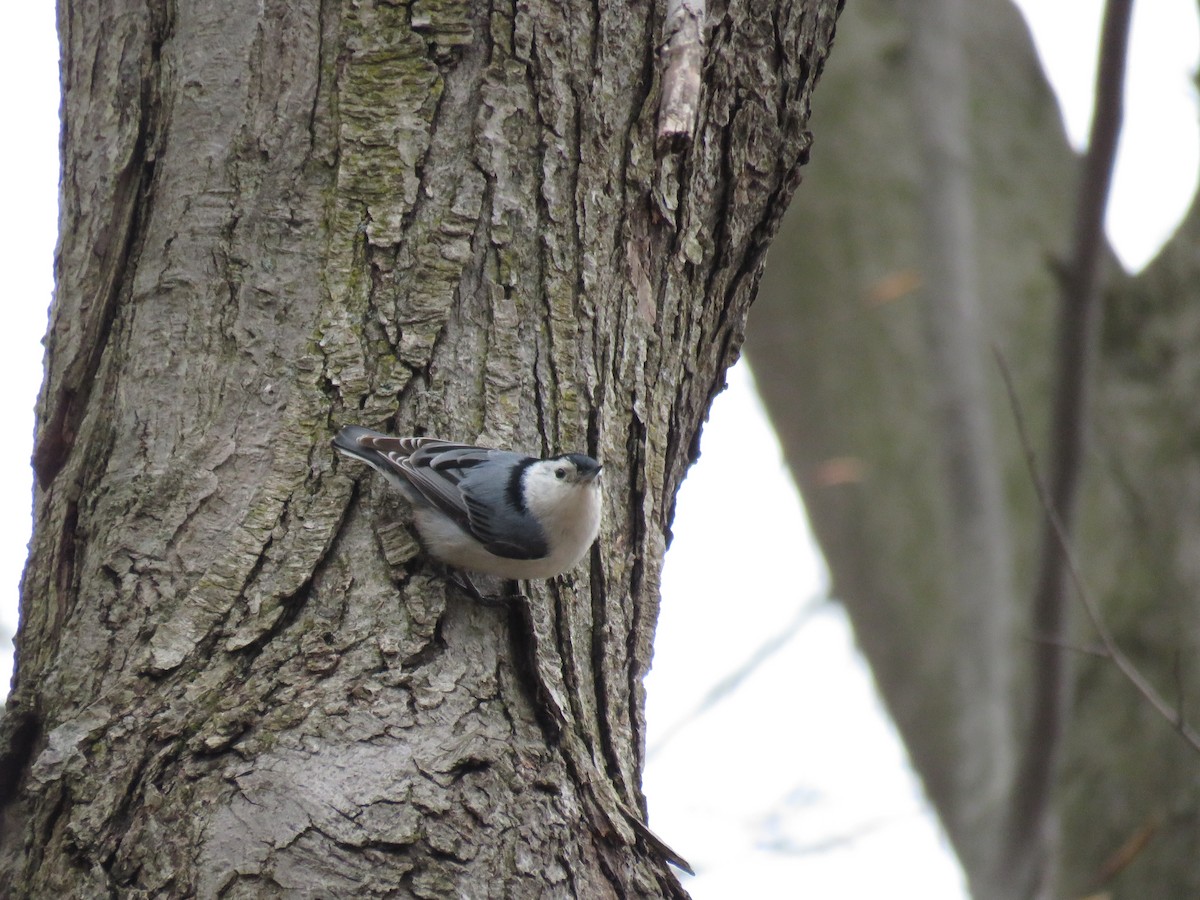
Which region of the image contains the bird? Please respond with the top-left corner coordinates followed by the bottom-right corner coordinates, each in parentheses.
top-left (332, 426), bottom-right (603, 593)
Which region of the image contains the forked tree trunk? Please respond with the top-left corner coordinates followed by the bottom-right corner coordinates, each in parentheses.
top-left (750, 0), bottom-right (1200, 897)
top-left (0, 0), bottom-right (841, 895)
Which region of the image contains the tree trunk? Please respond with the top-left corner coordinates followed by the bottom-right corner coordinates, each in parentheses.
top-left (0, 0), bottom-right (841, 895)
top-left (749, 0), bottom-right (1200, 897)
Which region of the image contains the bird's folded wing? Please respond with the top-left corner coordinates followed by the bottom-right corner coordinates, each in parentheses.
top-left (383, 443), bottom-right (513, 546)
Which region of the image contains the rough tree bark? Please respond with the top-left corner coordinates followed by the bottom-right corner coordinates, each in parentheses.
top-left (0, 0), bottom-right (841, 895)
top-left (749, 0), bottom-right (1200, 897)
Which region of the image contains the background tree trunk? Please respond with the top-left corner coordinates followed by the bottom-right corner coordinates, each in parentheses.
top-left (0, 0), bottom-right (841, 895)
top-left (749, 0), bottom-right (1200, 897)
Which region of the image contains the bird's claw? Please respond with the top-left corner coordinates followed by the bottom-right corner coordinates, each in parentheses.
top-left (444, 570), bottom-right (517, 607)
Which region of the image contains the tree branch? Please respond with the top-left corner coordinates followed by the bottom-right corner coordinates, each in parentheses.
top-left (647, 596), bottom-right (825, 759)
top-left (904, 0), bottom-right (1017, 869)
top-left (997, 351), bottom-right (1200, 758)
top-left (1005, 0), bottom-right (1135, 879)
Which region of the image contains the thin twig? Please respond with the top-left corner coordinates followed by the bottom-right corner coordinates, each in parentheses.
top-left (1093, 814), bottom-right (1161, 886)
top-left (1023, 633), bottom-right (1110, 661)
top-left (996, 351), bottom-right (1200, 754)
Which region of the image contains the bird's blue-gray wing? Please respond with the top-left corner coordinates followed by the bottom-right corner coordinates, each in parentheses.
top-left (337, 432), bottom-right (478, 527)
top-left (401, 444), bottom-right (549, 560)
top-left (456, 459), bottom-right (549, 560)
top-left (393, 441), bottom-right (488, 524)
top-left (335, 431), bottom-right (549, 561)
top-left (332, 428), bottom-right (435, 497)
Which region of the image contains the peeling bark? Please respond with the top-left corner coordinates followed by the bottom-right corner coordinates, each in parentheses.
top-left (0, 0), bottom-right (841, 895)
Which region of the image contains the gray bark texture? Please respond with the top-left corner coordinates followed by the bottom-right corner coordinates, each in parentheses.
top-left (0, 0), bottom-right (841, 896)
top-left (748, 0), bottom-right (1200, 898)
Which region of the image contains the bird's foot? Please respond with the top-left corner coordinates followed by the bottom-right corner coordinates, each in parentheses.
top-left (444, 571), bottom-right (515, 607)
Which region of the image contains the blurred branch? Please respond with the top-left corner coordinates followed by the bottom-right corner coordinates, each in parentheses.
top-left (646, 596), bottom-right (827, 759)
top-left (904, 0), bottom-right (1016, 858)
top-left (1025, 633), bottom-right (1108, 661)
top-left (756, 810), bottom-right (918, 857)
top-left (1093, 813), bottom-right (1161, 889)
top-left (1006, 0), bottom-right (1135, 875)
top-left (997, 351), bottom-right (1200, 757)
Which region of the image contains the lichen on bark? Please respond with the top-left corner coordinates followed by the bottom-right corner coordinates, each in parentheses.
top-left (1, 0), bottom-right (840, 895)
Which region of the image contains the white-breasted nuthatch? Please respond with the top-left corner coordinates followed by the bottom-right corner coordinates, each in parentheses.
top-left (332, 426), bottom-right (603, 583)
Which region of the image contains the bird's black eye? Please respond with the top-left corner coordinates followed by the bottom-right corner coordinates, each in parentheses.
top-left (555, 467), bottom-right (567, 480)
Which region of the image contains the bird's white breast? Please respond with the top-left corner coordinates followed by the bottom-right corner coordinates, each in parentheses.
top-left (412, 476), bottom-right (601, 581)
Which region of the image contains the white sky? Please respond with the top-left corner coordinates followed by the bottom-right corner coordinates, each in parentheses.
top-left (1020, 0), bottom-right (1200, 268)
top-left (645, 364), bottom-right (969, 896)
top-left (1, 2), bottom-right (1198, 896)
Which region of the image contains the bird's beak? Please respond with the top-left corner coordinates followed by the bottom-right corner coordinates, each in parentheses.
top-left (582, 463), bottom-right (603, 483)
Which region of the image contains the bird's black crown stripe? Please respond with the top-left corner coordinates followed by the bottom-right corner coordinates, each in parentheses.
top-left (563, 453), bottom-right (601, 475)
